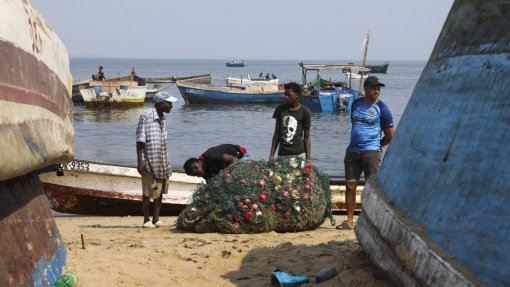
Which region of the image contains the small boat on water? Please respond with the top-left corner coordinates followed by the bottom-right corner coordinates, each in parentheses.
top-left (300, 63), bottom-right (368, 113)
top-left (365, 61), bottom-right (390, 73)
top-left (226, 58), bottom-right (246, 67)
top-left (225, 75), bottom-right (279, 87)
top-left (176, 76), bottom-right (285, 104)
top-left (79, 74), bottom-right (147, 108)
top-left (40, 160), bottom-right (364, 216)
top-left (0, 1), bottom-right (72, 285)
top-left (355, 1), bottom-right (510, 286)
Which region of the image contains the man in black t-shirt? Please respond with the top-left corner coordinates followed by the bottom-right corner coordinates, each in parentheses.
top-left (184, 144), bottom-right (249, 181)
top-left (269, 82), bottom-right (312, 161)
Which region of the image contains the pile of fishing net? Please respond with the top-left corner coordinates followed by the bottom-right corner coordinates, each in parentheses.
top-left (177, 156), bottom-right (335, 233)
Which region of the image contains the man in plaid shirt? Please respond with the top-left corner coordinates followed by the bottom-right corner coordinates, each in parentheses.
top-left (136, 92), bottom-right (177, 228)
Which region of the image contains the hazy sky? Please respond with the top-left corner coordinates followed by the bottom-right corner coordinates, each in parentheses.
top-left (31, 0), bottom-right (454, 61)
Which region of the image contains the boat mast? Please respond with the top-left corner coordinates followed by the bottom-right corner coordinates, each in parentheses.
top-left (358, 30), bottom-right (370, 93)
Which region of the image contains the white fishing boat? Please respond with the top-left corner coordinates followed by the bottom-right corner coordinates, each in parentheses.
top-left (40, 160), bottom-right (363, 216)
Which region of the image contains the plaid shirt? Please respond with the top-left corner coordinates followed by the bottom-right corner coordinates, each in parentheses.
top-left (136, 108), bottom-right (172, 179)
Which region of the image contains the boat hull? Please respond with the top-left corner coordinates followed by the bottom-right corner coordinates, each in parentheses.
top-left (176, 81), bottom-right (284, 104)
top-left (0, 0), bottom-right (73, 284)
top-left (302, 90), bottom-right (358, 113)
top-left (40, 161), bottom-right (362, 215)
top-left (355, 1), bottom-right (510, 286)
top-left (80, 83), bottom-right (146, 109)
top-left (40, 160), bottom-right (205, 216)
top-left (1, 173), bottom-right (67, 287)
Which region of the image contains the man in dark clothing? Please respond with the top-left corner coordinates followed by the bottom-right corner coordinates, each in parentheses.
top-left (269, 82), bottom-right (312, 161)
top-left (184, 144), bottom-right (249, 181)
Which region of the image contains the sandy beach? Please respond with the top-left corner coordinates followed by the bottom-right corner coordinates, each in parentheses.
top-left (55, 215), bottom-right (395, 287)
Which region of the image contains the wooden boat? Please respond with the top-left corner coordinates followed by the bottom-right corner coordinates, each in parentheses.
top-left (355, 1), bottom-right (510, 286)
top-left (176, 77), bottom-right (285, 104)
top-left (144, 84), bottom-right (164, 102)
top-left (226, 58), bottom-right (246, 67)
top-left (365, 61), bottom-right (390, 73)
top-left (225, 75), bottom-right (279, 87)
top-left (40, 160), bottom-right (363, 215)
top-left (79, 74), bottom-right (147, 108)
top-left (0, 1), bottom-right (73, 285)
top-left (300, 63), bottom-right (368, 113)
top-left (40, 160), bottom-right (205, 216)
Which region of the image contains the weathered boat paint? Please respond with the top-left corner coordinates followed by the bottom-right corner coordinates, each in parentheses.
top-left (0, 0), bottom-right (73, 285)
top-left (355, 1), bottom-right (510, 286)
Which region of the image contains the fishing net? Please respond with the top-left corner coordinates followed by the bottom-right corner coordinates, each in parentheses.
top-left (177, 156), bottom-right (335, 233)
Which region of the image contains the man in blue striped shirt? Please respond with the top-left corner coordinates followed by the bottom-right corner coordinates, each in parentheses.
top-left (136, 92), bottom-right (177, 228)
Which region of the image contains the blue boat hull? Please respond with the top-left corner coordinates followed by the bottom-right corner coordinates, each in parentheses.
top-left (302, 90), bottom-right (359, 113)
top-left (355, 1), bottom-right (510, 286)
top-left (176, 82), bottom-right (284, 104)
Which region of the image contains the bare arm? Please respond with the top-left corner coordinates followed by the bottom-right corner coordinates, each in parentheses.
top-left (223, 154), bottom-right (239, 167)
top-left (381, 127), bottom-right (395, 147)
top-left (136, 142), bottom-right (145, 175)
top-left (303, 127), bottom-right (311, 161)
top-left (269, 118), bottom-right (281, 160)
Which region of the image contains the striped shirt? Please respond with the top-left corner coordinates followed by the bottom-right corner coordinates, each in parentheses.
top-left (136, 108), bottom-right (172, 179)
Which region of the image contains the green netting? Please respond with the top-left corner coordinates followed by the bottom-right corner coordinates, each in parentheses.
top-left (177, 156), bottom-right (335, 233)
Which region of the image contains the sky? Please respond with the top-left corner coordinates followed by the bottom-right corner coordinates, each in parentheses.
top-left (31, 0), bottom-right (454, 61)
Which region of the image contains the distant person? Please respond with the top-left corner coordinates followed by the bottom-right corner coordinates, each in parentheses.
top-left (272, 73), bottom-right (277, 79)
top-left (269, 82), bottom-right (311, 161)
top-left (259, 72), bottom-right (263, 78)
top-left (136, 92), bottom-right (177, 228)
top-left (340, 76), bottom-right (394, 230)
top-left (266, 73), bottom-right (270, 80)
top-left (97, 65), bottom-right (106, 81)
top-left (184, 144), bottom-right (249, 182)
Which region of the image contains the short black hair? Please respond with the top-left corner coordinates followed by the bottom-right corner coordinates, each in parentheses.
top-left (183, 158), bottom-right (200, 175)
top-left (284, 82), bottom-right (302, 96)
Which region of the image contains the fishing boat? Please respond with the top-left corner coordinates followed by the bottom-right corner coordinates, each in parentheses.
top-left (225, 75), bottom-right (280, 87)
top-left (355, 1), bottom-right (510, 286)
top-left (226, 58), bottom-right (246, 67)
top-left (40, 160), bottom-right (363, 215)
top-left (79, 74), bottom-right (147, 108)
top-left (176, 77), bottom-right (285, 104)
top-left (366, 61), bottom-right (390, 73)
top-left (144, 84), bottom-right (164, 102)
top-left (40, 160), bottom-right (205, 216)
top-left (300, 63), bottom-right (368, 113)
top-left (0, 1), bottom-right (73, 285)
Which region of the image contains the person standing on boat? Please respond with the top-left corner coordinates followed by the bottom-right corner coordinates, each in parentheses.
top-left (97, 65), bottom-right (106, 81)
top-left (136, 92), bottom-right (177, 228)
top-left (183, 144), bottom-right (250, 182)
top-left (341, 76), bottom-right (394, 230)
top-left (269, 82), bottom-right (312, 161)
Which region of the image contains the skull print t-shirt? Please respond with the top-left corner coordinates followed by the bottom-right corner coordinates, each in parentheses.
top-left (272, 104), bottom-right (312, 156)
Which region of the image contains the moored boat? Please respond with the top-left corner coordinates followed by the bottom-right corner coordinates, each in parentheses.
top-left (40, 160), bottom-right (363, 216)
top-left (176, 78), bottom-right (285, 104)
top-left (366, 61), bottom-right (390, 73)
top-left (40, 160), bottom-right (205, 216)
top-left (226, 58), bottom-right (246, 67)
top-left (0, 0), bottom-right (73, 285)
top-left (225, 75), bottom-right (280, 87)
top-left (355, 1), bottom-right (510, 286)
top-left (79, 74), bottom-right (147, 108)
top-left (300, 63), bottom-right (368, 113)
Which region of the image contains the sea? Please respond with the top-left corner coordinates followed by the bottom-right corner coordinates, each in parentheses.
top-left (71, 58), bottom-right (426, 176)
